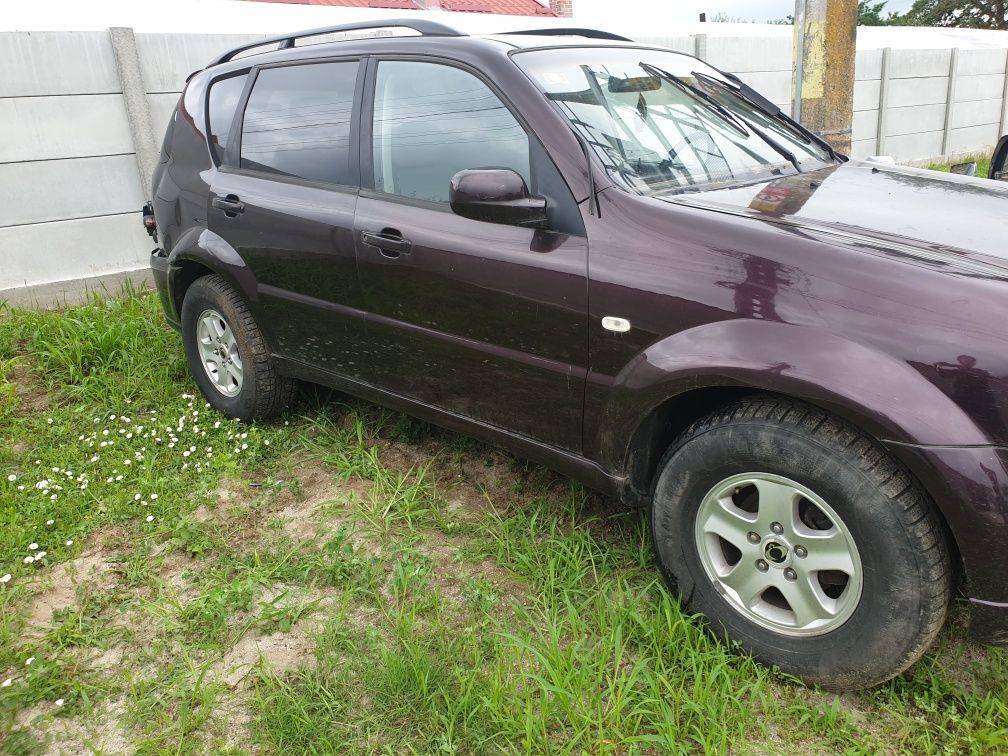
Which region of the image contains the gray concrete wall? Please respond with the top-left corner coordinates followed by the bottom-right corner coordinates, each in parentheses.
top-left (2, 28), bottom-right (1007, 299)
top-left (0, 30), bottom-right (257, 296)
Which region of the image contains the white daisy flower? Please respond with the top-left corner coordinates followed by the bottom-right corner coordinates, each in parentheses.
top-left (145, 515), bottom-right (154, 522)
top-left (6, 474), bottom-right (15, 482)
top-left (28, 543), bottom-right (38, 551)
top-left (0, 574), bottom-right (11, 584)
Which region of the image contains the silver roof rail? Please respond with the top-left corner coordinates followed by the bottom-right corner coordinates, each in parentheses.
top-left (209, 18), bottom-right (465, 66)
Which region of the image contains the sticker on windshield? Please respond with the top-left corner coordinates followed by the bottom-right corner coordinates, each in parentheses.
top-left (543, 71), bottom-right (569, 85)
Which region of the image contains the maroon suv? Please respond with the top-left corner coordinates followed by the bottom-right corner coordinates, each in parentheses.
top-left (148, 20), bottom-right (1008, 690)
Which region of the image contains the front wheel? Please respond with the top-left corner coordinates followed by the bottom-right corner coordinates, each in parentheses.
top-left (180, 274), bottom-right (295, 422)
top-left (651, 397), bottom-right (951, 690)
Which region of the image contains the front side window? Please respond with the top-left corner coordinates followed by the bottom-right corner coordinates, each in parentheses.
top-left (371, 61), bottom-right (531, 203)
top-left (240, 61), bottom-right (358, 185)
top-left (515, 47), bottom-right (834, 196)
top-left (207, 74), bottom-right (246, 163)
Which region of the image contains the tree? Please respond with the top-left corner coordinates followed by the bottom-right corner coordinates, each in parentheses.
top-left (901, 0), bottom-right (1008, 28)
top-left (858, 0), bottom-right (894, 24)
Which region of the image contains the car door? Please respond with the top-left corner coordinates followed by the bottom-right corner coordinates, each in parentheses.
top-left (355, 58), bottom-right (589, 451)
top-left (207, 58), bottom-right (370, 379)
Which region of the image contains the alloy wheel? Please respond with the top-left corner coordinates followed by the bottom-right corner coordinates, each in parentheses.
top-left (196, 308), bottom-right (243, 397)
top-left (693, 472), bottom-right (863, 636)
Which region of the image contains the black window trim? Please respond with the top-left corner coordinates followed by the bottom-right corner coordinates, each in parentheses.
top-left (204, 68), bottom-right (253, 167)
top-left (213, 55), bottom-right (368, 193)
top-left (358, 52), bottom-right (583, 236)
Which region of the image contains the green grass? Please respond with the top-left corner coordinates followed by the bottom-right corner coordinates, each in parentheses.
top-left (928, 153), bottom-right (992, 178)
top-left (0, 287), bottom-right (1006, 753)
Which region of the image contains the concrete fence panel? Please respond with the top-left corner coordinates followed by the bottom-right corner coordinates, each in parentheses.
top-left (0, 32), bottom-right (120, 97)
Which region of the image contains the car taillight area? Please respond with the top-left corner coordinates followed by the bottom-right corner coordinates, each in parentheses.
top-left (142, 201), bottom-right (158, 242)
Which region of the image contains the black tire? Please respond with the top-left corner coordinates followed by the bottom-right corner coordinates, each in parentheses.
top-left (180, 274), bottom-right (295, 422)
top-left (650, 396), bottom-right (951, 690)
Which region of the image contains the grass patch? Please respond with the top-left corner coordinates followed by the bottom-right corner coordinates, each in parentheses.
top-left (928, 153), bottom-right (992, 178)
top-left (0, 287), bottom-right (1006, 753)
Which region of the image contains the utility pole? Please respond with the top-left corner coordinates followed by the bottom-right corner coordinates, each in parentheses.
top-left (791, 0), bottom-right (858, 154)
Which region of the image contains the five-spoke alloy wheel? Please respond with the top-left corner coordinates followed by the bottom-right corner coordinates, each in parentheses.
top-left (694, 473), bottom-right (862, 636)
top-left (196, 308), bottom-right (244, 397)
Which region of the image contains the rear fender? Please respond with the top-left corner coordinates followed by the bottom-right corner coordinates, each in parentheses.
top-left (165, 227), bottom-right (258, 320)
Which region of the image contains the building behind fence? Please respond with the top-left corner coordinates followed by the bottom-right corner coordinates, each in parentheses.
top-left (2, 26), bottom-right (1007, 297)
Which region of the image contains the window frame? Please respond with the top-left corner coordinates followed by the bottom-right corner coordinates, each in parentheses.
top-left (204, 69), bottom-right (252, 167)
top-left (211, 56), bottom-right (367, 193)
top-left (360, 55), bottom-right (548, 213)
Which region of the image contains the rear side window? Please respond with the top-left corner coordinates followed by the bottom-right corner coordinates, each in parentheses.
top-left (207, 74), bottom-right (247, 163)
top-left (239, 62), bottom-right (358, 186)
top-left (371, 61), bottom-right (530, 203)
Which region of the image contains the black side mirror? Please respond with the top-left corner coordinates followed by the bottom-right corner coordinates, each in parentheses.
top-left (449, 169), bottom-right (548, 228)
top-left (990, 135), bottom-right (1008, 181)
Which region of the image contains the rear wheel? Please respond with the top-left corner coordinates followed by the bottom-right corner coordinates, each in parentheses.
top-left (180, 274), bottom-right (295, 422)
top-left (650, 396), bottom-right (951, 690)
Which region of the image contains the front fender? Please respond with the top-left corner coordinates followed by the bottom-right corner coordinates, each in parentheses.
top-left (601, 319), bottom-right (989, 470)
top-left (165, 227), bottom-right (259, 320)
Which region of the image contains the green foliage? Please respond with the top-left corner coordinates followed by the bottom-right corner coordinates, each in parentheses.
top-left (901, 0), bottom-right (1008, 29)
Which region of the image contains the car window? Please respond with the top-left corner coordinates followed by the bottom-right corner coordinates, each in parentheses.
top-left (207, 74), bottom-right (247, 164)
top-left (239, 61), bottom-right (358, 185)
top-left (371, 61), bottom-right (531, 203)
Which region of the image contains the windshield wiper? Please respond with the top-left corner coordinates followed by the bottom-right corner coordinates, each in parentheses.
top-left (692, 70), bottom-right (841, 164)
top-left (642, 63), bottom-right (800, 174)
top-left (639, 63), bottom-right (751, 139)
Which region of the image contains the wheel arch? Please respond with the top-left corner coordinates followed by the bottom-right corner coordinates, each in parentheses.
top-left (165, 227), bottom-right (259, 321)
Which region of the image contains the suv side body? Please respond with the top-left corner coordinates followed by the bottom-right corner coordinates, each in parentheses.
top-left (150, 30), bottom-right (1008, 675)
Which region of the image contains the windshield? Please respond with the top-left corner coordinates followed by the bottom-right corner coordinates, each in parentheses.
top-left (514, 47), bottom-right (834, 195)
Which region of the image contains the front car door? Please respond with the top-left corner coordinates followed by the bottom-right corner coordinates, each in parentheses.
top-left (354, 58), bottom-right (589, 451)
top-left (207, 58), bottom-right (369, 379)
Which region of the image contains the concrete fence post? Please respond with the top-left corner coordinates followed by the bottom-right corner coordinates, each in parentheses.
top-left (694, 33), bottom-right (707, 62)
top-left (109, 27), bottom-right (157, 200)
top-left (941, 48), bottom-right (959, 158)
top-left (876, 47), bottom-right (891, 156)
top-left (999, 49), bottom-right (1008, 138)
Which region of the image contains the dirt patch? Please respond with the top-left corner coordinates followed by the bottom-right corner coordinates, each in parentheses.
top-left (26, 549), bottom-right (118, 635)
top-left (213, 624), bottom-right (320, 689)
top-left (8, 363), bottom-right (49, 416)
top-left (22, 697), bottom-right (131, 755)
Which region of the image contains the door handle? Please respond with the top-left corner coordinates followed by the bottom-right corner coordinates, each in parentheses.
top-left (212, 196), bottom-right (245, 216)
top-left (361, 230), bottom-right (411, 259)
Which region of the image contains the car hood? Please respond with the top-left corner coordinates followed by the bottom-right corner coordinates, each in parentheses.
top-left (661, 161), bottom-right (1008, 274)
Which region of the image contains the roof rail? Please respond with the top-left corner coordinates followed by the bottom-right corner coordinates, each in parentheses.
top-left (499, 28), bottom-right (633, 42)
top-left (209, 18), bottom-right (465, 66)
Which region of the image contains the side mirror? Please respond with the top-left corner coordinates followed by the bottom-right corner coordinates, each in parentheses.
top-left (990, 134), bottom-right (1008, 181)
top-left (449, 169), bottom-right (548, 228)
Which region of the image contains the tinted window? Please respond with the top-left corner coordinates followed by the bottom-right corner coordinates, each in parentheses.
top-left (372, 61), bottom-right (530, 203)
top-left (207, 74), bottom-right (246, 163)
top-left (240, 62), bottom-right (358, 185)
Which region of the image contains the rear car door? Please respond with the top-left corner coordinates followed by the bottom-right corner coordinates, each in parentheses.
top-left (207, 58), bottom-right (369, 379)
top-left (355, 58), bottom-right (589, 451)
